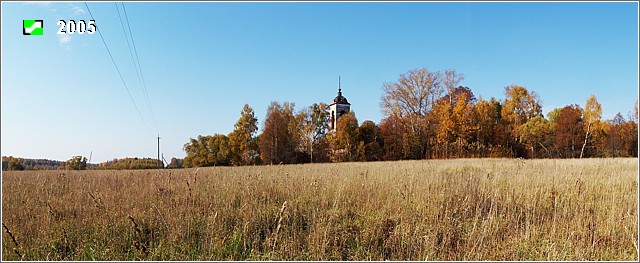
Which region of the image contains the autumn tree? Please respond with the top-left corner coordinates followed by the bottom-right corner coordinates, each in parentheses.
top-left (379, 114), bottom-right (404, 161)
top-left (470, 97), bottom-right (512, 157)
top-left (602, 114), bottom-right (622, 157)
top-left (259, 101), bottom-right (299, 164)
top-left (450, 88), bottom-right (476, 141)
top-left (443, 69), bottom-right (465, 104)
top-left (437, 69), bottom-right (467, 158)
top-left (603, 112), bottom-right (638, 157)
top-left (380, 67), bottom-right (441, 158)
top-left (502, 85), bottom-right (543, 127)
top-left (290, 105), bottom-right (310, 163)
top-left (380, 68), bottom-right (462, 159)
top-left (432, 96), bottom-right (455, 158)
top-left (621, 119), bottom-right (638, 157)
top-left (431, 86), bottom-right (476, 158)
top-left (620, 119), bottom-right (638, 157)
top-left (328, 111), bottom-right (359, 162)
top-left (357, 120), bottom-right (383, 161)
top-left (628, 99), bottom-right (639, 157)
top-left (381, 68), bottom-right (445, 120)
top-left (228, 104), bottom-right (260, 166)
top-left (579, 94), bottom-right (602, 158)
top-left (550, 105), bottom-right (585, 158)
top-left (501, 85), bottom-right (543, 157)
top-left (259, 102), bottom-right (287, 165)
top-left (183, 134), bottom-right (231, 167)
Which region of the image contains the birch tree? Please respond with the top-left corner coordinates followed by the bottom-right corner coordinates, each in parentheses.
top-left (580, 94), bottom-right (602, 158)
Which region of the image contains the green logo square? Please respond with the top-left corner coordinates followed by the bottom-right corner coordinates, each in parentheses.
top-left (23, 20), bottom-right (43, 35)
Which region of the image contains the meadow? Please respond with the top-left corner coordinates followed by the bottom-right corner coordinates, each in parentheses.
top-left (1, 158), bottom-right (638, 261)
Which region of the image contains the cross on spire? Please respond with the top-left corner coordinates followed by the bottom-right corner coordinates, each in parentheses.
top-left (338, 76), bottom-right (342, 96)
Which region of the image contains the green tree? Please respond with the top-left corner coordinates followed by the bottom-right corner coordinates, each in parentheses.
top-left (166, 157), bottom-right (184, 169)
top-left (300, 103), bottom-right (329, 163)
top-left (229, 104), bottom-right (260, 166)
top-left (66, 156), bottom-right (87, 170)
top-left (7, 160), bottom-right (24, 171)
top-left (291, 107), bottom-right (309, 162)
top-left (183, 134), bottom-right (231, 167)
top-left (517, 116), bottom-right (553, 158)
top-left (98, 157), bottom-right (161, 170)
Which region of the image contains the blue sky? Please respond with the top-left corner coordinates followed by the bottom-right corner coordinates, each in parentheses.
top-left (1, 2), bottom-right (638, 163)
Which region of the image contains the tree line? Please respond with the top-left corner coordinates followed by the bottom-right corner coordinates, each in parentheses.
top-left (94, 157), bottom-right (162, 170)
top-left (182, 67), bottom-right (638, 168)
top-left (2, 156), bottom-right (164, 171)
top-left (1, 156), bottom-right (67, 171)
top-left (1, 156), bottom-right (101, 171)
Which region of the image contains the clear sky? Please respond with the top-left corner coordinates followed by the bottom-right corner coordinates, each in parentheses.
top-left (1, 1), bottom-right (638, 163)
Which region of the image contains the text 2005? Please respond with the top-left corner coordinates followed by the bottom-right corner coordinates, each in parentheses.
top-left (57, 20), bottom-right (96, 35)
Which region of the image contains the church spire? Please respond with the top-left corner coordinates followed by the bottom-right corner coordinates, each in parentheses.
top-left (331, 75), bottom-right (349, 105)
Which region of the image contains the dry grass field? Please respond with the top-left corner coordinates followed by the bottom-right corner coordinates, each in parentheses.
top-left (1, 158), bottom-right (638, 261)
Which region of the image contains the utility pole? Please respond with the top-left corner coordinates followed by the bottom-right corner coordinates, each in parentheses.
top-left (157, 135), bottom-right (161, 169)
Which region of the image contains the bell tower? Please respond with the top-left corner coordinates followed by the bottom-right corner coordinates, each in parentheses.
top-left (329, 76), bottom-right (351, 132)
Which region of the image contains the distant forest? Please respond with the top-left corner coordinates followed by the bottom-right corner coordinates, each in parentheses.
top-left (1, 156), bottom-right (67, 171)
top-left (95, 158), bottom-right (162, 170)
top-left (1, 156), bottom-right (171, 171)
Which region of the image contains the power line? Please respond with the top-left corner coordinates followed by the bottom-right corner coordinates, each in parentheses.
top-left (115, 3), bottom-right (158, 133)
top-left (115, 3), bottom-right (145, 119)
top-left (122, 3), bottom-right (158, 134)
top-left (84, 2), bottom-right (152, 135)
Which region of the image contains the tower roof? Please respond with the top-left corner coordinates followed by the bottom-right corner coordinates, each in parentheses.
top-left (331, 76), bottom-right (350, 105)
top-left (332, 92), bottom-right (349, 105)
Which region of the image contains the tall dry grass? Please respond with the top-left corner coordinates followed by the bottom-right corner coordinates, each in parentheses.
top-left (1, 158), bottom-right (638, 260)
